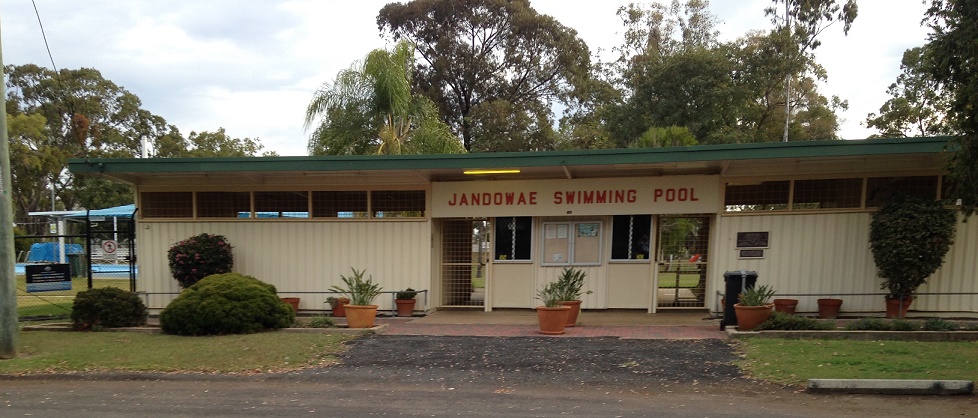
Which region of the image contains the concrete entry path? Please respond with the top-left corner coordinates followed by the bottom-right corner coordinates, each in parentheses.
top-left (377, 309), bottom-right (726, 339)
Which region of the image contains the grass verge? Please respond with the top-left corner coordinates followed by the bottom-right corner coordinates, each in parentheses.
top-left (739, 338), bottom-right (978, 385)
top-left (0, 331), bottom-right (354, 375)
top-left (16, 276), bottom-right (132, 319)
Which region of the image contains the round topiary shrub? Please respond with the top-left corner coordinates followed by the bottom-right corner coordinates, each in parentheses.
top-left (71, 287), bottom-right (148, 330)
top-left (870, 194), bottom-right (956, 299)
top-left (167, 233), bottom-right (234, 288)
top-left (159, 273), bottom-right (295, 336)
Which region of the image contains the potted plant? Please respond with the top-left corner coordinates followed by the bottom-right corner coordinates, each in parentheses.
top-left (536, 281), bottom-right (572, 335)
top-left (279, 296), bottom-right (301, 312)
top-left (395, 288), bottom-right (419, 317)
top-left (773, 298), bottom-right (798, 314)
top-left (326, 296), bottom-right (351, 317)
top-left (733, 284), bottom-right (775, 331)
top-left (817, 298), bottom-right (843, 319)
top-left (870, 194), bottom-right (956, 318)
top-left (555, 267), bottom-right (591, 327)
top-left (329, 268), bottom-right (382, 328)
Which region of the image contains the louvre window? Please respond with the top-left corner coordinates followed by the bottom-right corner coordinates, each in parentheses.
top-left (867, 176), bottom-right (939, 207)
top-left (494, 216), bottom-right (532, 261)
top-left (371, 190), bottom-right (426, 218)
top-left (312, 191), bottom-right (368, 218)
top-left (254, 191), bottom-right (309, 218)
top-left (197, 192), bottom-right (250, 218)
top-left (611, 215), bottom-right (652, 260)
top-left (724, 181), bottom-right (790, 212)
top-left (793, 178), bottom-right (862, 210)
top-left (140, 192), bottom-right (193, 218)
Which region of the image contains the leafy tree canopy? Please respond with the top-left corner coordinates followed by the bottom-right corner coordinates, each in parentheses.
top-left (866, 46), bottom-right (958, 138)
top-left (5, 64), bottom-right (267, 228)
top-left (378, 0), bottom-right (591, 152)
top-left (304, 41), bottom-right (464, 155)
top-left (595, 1), bottom-right (849, 147)
top-left (922, 0), bottom-right (978, 217)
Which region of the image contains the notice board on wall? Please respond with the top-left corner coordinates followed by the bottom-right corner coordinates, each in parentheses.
top-left (574, 222), bottom-right (601, 264)
top-left (543, 223), bottom-right (570, 263)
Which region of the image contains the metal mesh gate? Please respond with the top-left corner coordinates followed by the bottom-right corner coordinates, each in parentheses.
top-left (656, 216), bottom-right (711, 308)
top-left (15, 208), bottom-right (136, 320)
top-left (440, 219), bottom-right (489, 307)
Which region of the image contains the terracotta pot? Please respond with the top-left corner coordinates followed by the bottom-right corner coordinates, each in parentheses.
top-left (773, 298), bottom-right (798, 314)
top-left (817, 298), bottom-right (843, 319)
top-left (331, 297), bottom-right (350, 317)
top-left (344, 304), bottom-right (378, 328)
top-left (536, 305), bottom-right (572, 335)
top-left (885, 296), bottom-right (913, 318)
top-left (395, 299), bottom-right (417, 317)
top-left (280, 297), bottom-right (300, 313)
top-left (561, 300), bottom-right (583, 327)
top-left (733, 303), bottom-right (773, 331)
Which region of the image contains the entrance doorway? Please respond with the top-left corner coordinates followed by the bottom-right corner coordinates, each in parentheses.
top-left (440, 219), bottom-right (490, 307)
top-left (655, 215), bottom-right (710, 309)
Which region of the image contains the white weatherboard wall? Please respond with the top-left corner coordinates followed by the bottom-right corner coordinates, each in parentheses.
top-left (714, 212), bottom-right (978, 314)
top-left (490, 215), bottom-right (648, 310)
top-left (137, 220), bottom-right (431, 312)
top-left (917, 216), bottom-right (978, 313)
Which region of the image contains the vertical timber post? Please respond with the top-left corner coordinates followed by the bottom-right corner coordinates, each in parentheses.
top-left (0, 16), bottom-right (21, 359)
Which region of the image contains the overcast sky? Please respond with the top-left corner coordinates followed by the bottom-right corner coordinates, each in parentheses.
top-left (3, 0), bottom-right (931, 156)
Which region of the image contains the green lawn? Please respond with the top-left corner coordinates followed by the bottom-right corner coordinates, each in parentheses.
top-left (657, 272), bottom-right (701, 288)
top-left (0, 331), bottom-right (353, 375)
top-left (738, 338), bottom-right (978, 385)
top-left (16, 275), bottom-right (132, 319)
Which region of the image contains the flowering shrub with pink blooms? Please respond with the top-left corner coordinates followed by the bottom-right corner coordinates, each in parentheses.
top-left (167, 233), bottom-right (234, 288)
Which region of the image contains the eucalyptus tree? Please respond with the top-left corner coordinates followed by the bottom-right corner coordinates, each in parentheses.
top-left (377, 0), bottom-right (591, 152)
top-left (304, 41), bottom-right (463, 155)
top-left (4, 64), bottom-right (180, 218)
top-left (865, 46), bottom-right (957, 138)
top-left (599, 1), bottom-right (846, 146)
top-left (5, 64), bottom-right (269, 220)
top-left (922, 0), bottom-right (978, 217)
top-left (765, 0), bottom-right (857, 141)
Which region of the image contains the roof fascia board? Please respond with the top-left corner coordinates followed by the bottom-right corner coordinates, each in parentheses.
top-left (68, 137), bottom-right (953, 175)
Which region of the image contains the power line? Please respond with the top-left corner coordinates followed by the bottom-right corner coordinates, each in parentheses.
top-left (31, 0), bottom-right (59, 72)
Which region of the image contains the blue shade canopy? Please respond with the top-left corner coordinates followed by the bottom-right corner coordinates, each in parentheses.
top-left (65, 204), bottom-right (136, 219)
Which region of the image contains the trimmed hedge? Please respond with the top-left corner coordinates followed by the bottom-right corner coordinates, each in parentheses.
top-left (755, 311), bottom-right (835, 331)
top-left (71, 287), bottom-right (148, 330)
top-left (159, 273), bottom-right (295, 335)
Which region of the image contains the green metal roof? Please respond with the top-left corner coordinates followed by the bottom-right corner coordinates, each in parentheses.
top-left (68, 137), bottom-right (953, 176)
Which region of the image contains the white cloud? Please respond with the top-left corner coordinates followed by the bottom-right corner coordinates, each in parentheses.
top-left (4, 0), bottom-right (934, 156)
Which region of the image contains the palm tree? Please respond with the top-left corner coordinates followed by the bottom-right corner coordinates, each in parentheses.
top-left (304, 41), bottom-right (464, 155)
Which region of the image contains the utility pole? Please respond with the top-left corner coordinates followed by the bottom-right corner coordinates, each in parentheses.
top-left (782, 0), bottom-right (791, 143)
top-left (0, 14), bottom-right (20, 359)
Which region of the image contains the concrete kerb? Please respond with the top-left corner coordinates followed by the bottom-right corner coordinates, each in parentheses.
top-left (21, 322), bottom-right (386, 335)
top-left (726, 328), bottom-right (978, 341)
top-left (808, 379), bottom-right (975, 395)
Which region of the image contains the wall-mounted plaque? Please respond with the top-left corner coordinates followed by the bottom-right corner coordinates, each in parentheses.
top-left (738, 249), bottom-right (765, 259)
top-left (736, 231), bottom-right (769, 248)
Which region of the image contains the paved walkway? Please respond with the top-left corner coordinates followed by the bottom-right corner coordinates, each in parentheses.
top-left (371, 309), bottom-right (727, 339)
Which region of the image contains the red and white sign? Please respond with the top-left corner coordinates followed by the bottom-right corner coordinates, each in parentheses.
top-left (431, 176), bottom-right (719, 217)
top-left (102, 239), bottom-right (119, 256)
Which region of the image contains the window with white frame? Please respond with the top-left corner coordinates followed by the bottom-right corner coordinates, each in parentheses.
top-left (494, 216), bottom-right (532, 261)
top-left (611, 215), bottom-right (652, 260)
top-left (541, 221), bottom-right (602, 266)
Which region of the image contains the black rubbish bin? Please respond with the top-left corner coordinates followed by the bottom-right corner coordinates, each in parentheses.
top-left (720, 270), bottom-right (758, 330)
top-left (67, 253), bottom-right (85, 278)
